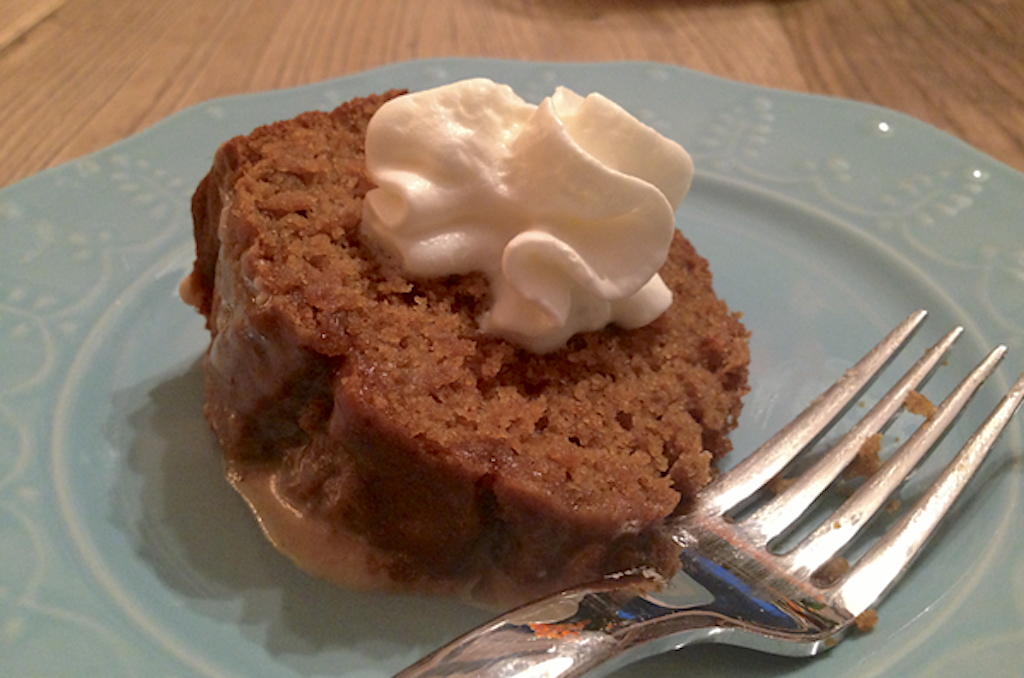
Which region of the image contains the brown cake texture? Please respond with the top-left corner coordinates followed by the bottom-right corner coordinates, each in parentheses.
top-left (181, 90), bottom-right (751, 607)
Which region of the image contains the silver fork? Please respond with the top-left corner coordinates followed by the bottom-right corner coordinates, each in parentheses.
top-left (396, 310), bottom-right (1024, 678)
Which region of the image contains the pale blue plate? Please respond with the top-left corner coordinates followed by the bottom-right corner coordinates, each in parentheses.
top-left (1, 59), bottom-right (1022, 678)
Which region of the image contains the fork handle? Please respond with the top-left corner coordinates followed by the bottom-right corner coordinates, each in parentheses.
top-left (394, 572), bottom-right (728, 678)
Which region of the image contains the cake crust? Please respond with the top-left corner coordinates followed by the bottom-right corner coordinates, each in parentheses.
top-left (184, 91), bottom-right (750, 607)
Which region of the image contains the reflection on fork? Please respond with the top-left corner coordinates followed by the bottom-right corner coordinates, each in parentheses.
top-left (397, 309), bottom-right (1024, 678)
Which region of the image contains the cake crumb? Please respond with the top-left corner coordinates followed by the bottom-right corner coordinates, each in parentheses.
top-left (767, 474), bottom-right (795, 494)
top-left (844, 433), bottom-right (882, 479)
top-left (817, 555), bottom-right (850, 585)
top-left (885, 498), bottom-right (901, 514)
top-left (854, 609), bottom-right (879, 632)
top-left (905, 390), bottom-right (937, 418)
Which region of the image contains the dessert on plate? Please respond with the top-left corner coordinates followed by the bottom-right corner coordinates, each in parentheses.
top-left (181, 78), bottom-right (750, 607)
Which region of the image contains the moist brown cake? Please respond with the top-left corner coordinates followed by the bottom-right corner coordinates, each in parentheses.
top-left (181, 90), bottom-right (751, 607)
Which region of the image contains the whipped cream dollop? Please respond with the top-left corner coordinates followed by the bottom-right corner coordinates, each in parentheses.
top-left (362, 78), bottom-right (694, 353)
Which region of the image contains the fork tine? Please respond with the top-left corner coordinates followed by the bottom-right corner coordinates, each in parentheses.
top-left (829, 370), bottom-right (1024, 617)
top-left (696, 309), bottom-right (928, 517)
top-left (740, 325), bottom-right (963, 547)
top-left (782, 345), bottom-right (1006, 576)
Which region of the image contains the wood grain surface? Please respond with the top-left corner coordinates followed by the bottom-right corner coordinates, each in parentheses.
top-left (2, 0), bottom-right (1022, 188)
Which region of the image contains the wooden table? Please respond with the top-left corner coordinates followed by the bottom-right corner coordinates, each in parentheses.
top-left (2, 0), bottom-right (1022, 188)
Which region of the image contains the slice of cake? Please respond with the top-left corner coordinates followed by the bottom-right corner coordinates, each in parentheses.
top-left (181, 82), bottom-right (750, 607)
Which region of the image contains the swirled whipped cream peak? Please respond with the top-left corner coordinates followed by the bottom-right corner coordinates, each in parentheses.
top-left (362, 78), bottom-right (694, 353)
